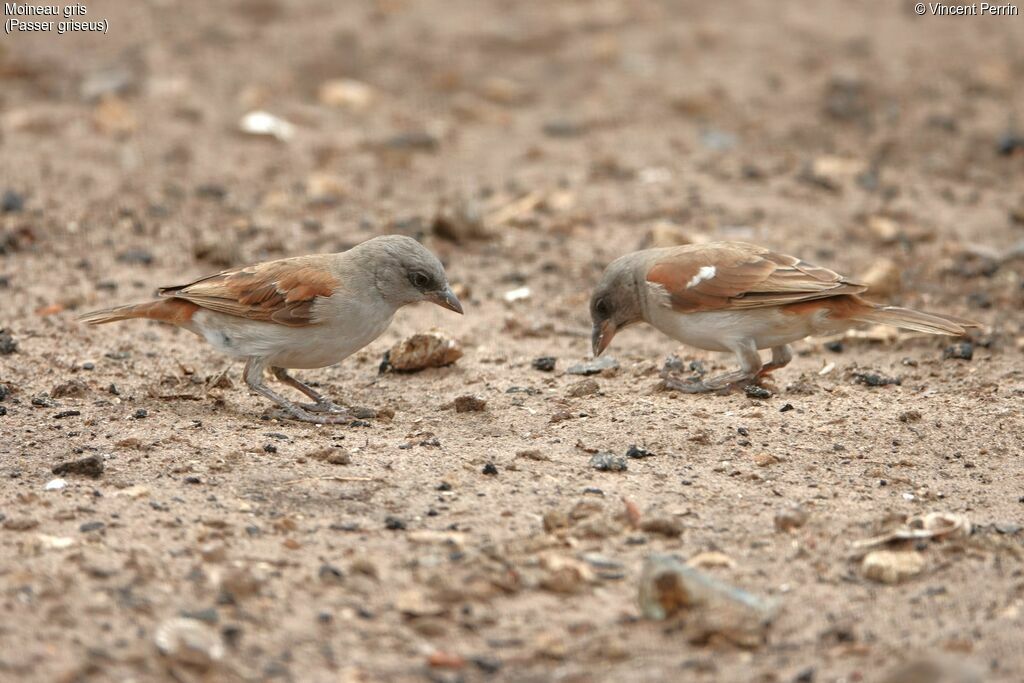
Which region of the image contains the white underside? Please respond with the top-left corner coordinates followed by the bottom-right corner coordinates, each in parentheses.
top-left (189, 297), bottom-right (394, 369)
top-left (645, 303), bottom-right (850, 353)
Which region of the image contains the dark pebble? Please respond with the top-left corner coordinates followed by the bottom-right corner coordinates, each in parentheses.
top-left (116, 248), bottom-right (154, 266)
top-left (794, 667), bottom-right (816, 683)
top-left (472, 657), bottom-right (503, 674)
top-left (824, 340), bottom-right (844, 353)
top-left (997, 132), bottom-right (1024, 156)
top-left (54, 410), bottom-right (81, 419)
top-left (384, 516), bottom-right (406, 530)
top-left (780, 403), bottom-right (795, 412)
top-left (482, 463), bottom-right (498, 476)
top-left (383, 131), bottom-right (439, 151)
top-left (745, 385), bottom-right (772, 399)
top-left (853, 372), bottom-right (901, 387)
top-left (0, 329), bottom-right (16, 355)
top-left (567, 357), bottom-right (619, 376)
top-left (318, 563), bottom-right (345, 584)
top-left (263, 444), bottom-right (278, 453)
top-left (181, 607), bottom-right (219, 624)
top-left (0, 383), bottom-right (8, 401)
top-left (317, 612), bottom-right (333, 624)
top-left (737, 427), bottom-right (749, 437)
top-left (625, 445), bottom-right (655, 459)
top-left (543, 119), bottom-right (587, 138)
top-left (349, 419), bottom-right (371, 428)
top-left (196, 184), bottom-right (227, 200)
top-left (590, 452), bottom-right (627, 472)
top-left (0, 406), bottom-right (6, 417)
top-left (1, 190), bottom-right (24, 213)
top-left (184, 476), bottom-right (202, 484)
top-left (82, 362), bottom-right (95, 370)
top-left (943, 343), bottom-right (973, 361)
top-left (436, 481), bottom-right (452, 491)
top-left (79, 521), bottom-right (105, 533)
top-left (532, 356), bottom-right (556, 372)
top-left (133, 409), bottom-right (148, 419)
top-left (52, 455), bottom-right (104, 478)
top-left (583, 487), bottom-right (605, 496)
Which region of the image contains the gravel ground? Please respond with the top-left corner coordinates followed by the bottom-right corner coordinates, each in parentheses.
top-left (1, 1), bottom-right (1023, 681)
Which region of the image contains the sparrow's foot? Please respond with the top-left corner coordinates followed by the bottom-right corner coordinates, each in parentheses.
top-left (298, 399), bottom-right (349, 414)
top-left (278, 405), bottom-right (355, 425)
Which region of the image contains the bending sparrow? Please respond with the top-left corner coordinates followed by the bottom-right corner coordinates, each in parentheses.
top-left (589, 242), bottom-right (979, 392)
top-left (80, 235), bottom-right (463, 423)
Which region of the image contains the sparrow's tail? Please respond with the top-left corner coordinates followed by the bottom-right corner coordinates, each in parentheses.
top-left (78, 299), bottom-right (198, 326)
top-left (851, 303), bottom-right (979, 336)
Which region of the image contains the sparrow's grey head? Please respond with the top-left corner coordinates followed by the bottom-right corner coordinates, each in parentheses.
top-left (590, 253), bottom-right (646, 356)
top-left (361, 235), bottom-right (463, 314)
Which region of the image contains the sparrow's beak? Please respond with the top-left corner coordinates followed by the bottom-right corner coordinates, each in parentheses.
top-left (591, 320), bottom-right (617, 357)
top-left (427, 286), bottom-right (464, 315)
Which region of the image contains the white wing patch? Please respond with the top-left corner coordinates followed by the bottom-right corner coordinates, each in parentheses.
top-left (686, 265), bottom-right (716, 289)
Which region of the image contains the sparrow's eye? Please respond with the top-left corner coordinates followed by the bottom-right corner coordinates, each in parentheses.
top-left (595, 299), bottom-right (610, 318)
top-left (409, 272), bottom-right (431, 290)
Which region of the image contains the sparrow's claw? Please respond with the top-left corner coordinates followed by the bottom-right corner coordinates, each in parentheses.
top-left (299, 400), bottom-right (349, 414)
top-left (270, 405), bottom-right (356, 425)
top-left (661, 376), bottom-right (717, 393)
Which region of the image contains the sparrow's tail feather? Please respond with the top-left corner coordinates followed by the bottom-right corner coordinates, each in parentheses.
top-left (851, 305), bottom-right (979, 336)
top-left (78, 299), bottom-right (199, 326)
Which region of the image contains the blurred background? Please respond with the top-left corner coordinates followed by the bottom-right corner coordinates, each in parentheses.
top-left (1, 2), bottom-right (1023, 681)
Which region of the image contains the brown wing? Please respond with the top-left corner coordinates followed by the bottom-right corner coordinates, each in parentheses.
top-left (159, 255), bottom-right (338, 326)
top-left (645, 242), bottom-right (866, 313)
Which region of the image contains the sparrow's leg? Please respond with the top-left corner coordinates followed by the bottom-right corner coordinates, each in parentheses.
top-left (662, 340), bottom-right (763, 393)
top-left (244, 358), bottom-right (352, 425)
top-left (758, 344), bottom-right (793, 377)
top-left (271, 367), bottom-right (347, 414)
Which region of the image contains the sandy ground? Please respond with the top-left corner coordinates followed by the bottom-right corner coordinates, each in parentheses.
top-left (2, 1), bottom-right (1024, 681)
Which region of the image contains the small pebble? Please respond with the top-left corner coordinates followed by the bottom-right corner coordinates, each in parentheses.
top-left (943, 343), bottom-right (973, 361)
top-left (0, 329), bottom-right (16, 355)
top-left (52, 455), bottom-right (104, 478)
top-left (481, 463), bottom-right (498, 476)
top-left (589, 452), bottom-right (627, 472)
top-left (454, 395), bottom-right (487, 413)
top-left (384, 516), bottom-right (406, 530)
top-left (853, 372), bottom-right (901, 387)
top-left (1, 190), bottom-right (25, 213)
top-left (780, 403), bottom-right (795, 412)
top-left (532, 357), bottom-right (556, 372)
top-left (567, 357), bottom-right (618, 376)
top-left (79, 521), bottom-right (105, 533)
top-left (745, 385), bottom-right (772, 399)
top-left (134, 408), bottom-right (149, 419)
top-left (625, 445), bottom-right (654, 459)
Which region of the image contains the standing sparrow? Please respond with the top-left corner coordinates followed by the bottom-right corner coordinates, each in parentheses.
top-left (80, 235), bottom-right (463, 423)
top-left (590, 242), bottom-right (979, 392)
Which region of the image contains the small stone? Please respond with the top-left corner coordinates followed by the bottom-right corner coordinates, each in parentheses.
top-left (625, 445), bottom-right (655, 459)
top-left (0, 329), bottom-right (16, 355)
top-left (995, 523), bottom-right (1022, 535)
top-left (862, 550), bottom-right (926, 584)
top-left (543, 119), bottom-right (586, 138)
top-left (454, 395), bottom-right (487, 413)
top-left (382, 331), bottom-right (463, 372)
top-left (568, 379), bottom-right (599, 398)
top-left (532, 357), bottom-right (556, 372)
top-left (51, 379), bottom-right (88, 398)
top-left (382, 131), bottom-right (439, 152)
top-left (2, 517), bottom-right (38, 531)
top-left (45, 478), bottom-right (68, 491)
top-left (852, 372), bottom-right (901, 387)
top-left (745, 385), bottom-right (772, 399)
top-left (481, 463), bottom-right (499, 476)
top-left (52, 455), bottom-right (104, 479)
top-left (432, 196), bottom-right (489, 242)
top-left (79, 521), bottom-right (105, 533)
top-left (639, 516), bottom-right (683, 537)
top-left (154, 617), bottom-right (225, 668)
top-left (1, 190), bottom-right (25, 213)
top-left (239, 110), bottom-right (295, 142)
top-left (774, 505), bottom-right (808, 532)
top-left (943, 343), bottom-right (973, 361)
top-left (824, 340), bottom-right (844, 353)
top-left (318, 78), bottom-right (375, 110)
top-left (567, 357), bottom-right (619, 376)
top-left (134, 408), bottom-right (149, 419)
top-left (899, 410), bottom-right (922, 423)
top-left (318, 563), bottom-right (345, 584)
top-left (53, 410), bottom-right (81, 420)
top-left (384, 516), bottom-right (406, 531)
top-left (589, 453), bottom-right (627, 472)
top-left (780, 403), bottom-right (795, 413)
